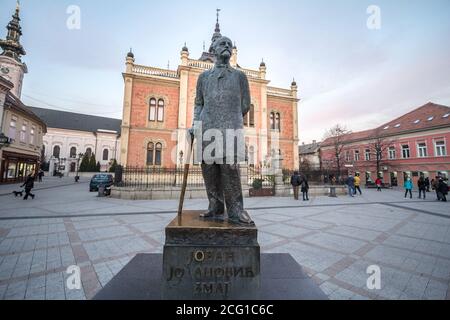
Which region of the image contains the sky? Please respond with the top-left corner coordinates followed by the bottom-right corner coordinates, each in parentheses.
top-left (1, 0), bottom-right (450, 144)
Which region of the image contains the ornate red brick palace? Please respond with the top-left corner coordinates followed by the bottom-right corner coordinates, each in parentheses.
top-left (119, 16), bottom-right (299, 170)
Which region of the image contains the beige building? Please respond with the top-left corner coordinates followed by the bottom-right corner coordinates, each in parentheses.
top-left (28, 107), bottom-right (121, 175)
top-left (299, 140), bottom-right (321, 170)
top-left (0, 83), bottom-right (46, 183)
top-left (0, 4), bottom-right (46, 184)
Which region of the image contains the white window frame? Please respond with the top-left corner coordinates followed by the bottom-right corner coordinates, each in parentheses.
top-left (9, 116), bottom-right (17, 140)
top-left (354, 150), bottom-right (360, 161)
top-left (388, 146), bottom-right (396, 160)
top-left (417, 142), bottom-right (427, 158)
top-left (30, 126), bottom-right (35, 145)
top-left (435, 140), bottom-right (446, 157)
top-left (345, 151), bottom-right (350, 162)
top-left (20, 122), bottom-right (27, 142)
top-left (402, 144), bottom-right (410, 159)
top-left (365, 149), bottom-right (371, 161)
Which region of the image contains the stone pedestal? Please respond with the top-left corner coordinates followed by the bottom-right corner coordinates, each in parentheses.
top-left (162, 211), bottom-right (260, 300)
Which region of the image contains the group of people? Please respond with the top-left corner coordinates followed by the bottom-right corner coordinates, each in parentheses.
top-left (403, 176), bottom-right (448, 201)
top-left (345, 174), bottom-right (363, 197)
top-left (290, 171), bottom-right (310, 201)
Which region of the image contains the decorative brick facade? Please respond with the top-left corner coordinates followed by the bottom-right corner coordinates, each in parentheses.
top-left (120, 24), bottom-right (299, 170)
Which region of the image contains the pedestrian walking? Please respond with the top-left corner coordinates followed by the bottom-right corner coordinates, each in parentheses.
top-left (354, 174), bottom-right (362, 195)
top-left (290, 171), bottom-right (301, 200)
top-left (38, 169), bottom-right (44, 182)
top-left (425, 177), bottom-right (430, 192)
top-left (346, 174), bottom-right (355, 197)
top-left (437, 178), bottom-right (448, 202)
top-left (418, 176), bottom-right (426, 199)
top-left (375, 177), bottom-right (382, 192)
top-left (21, 174), bottom-right (35, 200)
top-left (404, 177), bottom-right (413, 199)
top-left (432, 177), bottom-right (439, 200)
top-left (301, 176), bottom-right (310, 201)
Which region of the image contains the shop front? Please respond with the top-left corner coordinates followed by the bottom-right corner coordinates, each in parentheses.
top-left (0, 151), bottom-right (39, 184)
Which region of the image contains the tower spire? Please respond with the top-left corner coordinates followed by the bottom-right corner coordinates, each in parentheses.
top-left (0, 0), bottom-right (26, 62)
top-left (215, 8), bottom-right (221, 33)
top-left (209, 9), bottom-right (222, 53)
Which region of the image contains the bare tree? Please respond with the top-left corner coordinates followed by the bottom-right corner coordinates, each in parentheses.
top-left (367, 129), bottom-right (396, 179)
top-left (299, 157), bottom-right (312, 172)
top-left (324, 124), bottom-right (351, 180)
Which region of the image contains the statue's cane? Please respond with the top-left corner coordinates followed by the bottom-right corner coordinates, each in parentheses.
top-left (177, 132), bottom-right (194, 223)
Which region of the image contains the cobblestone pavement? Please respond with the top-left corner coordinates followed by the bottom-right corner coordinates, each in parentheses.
top-left (0, 177), bottom-right (449, 300)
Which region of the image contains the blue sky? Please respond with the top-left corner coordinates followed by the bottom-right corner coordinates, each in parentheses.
top-left (1, 0), bottom-right (450, 143)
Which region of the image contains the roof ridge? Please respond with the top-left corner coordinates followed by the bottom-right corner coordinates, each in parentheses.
top-left (378, 102), bottom-right (449, 129)
top-left (27, 106), bottom-right (121, 121)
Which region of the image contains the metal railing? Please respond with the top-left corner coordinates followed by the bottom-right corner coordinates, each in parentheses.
top-left (247, 166), bottom-right (275, 189)
top-left (115, 166), bottom-right (204, 189)
top-left (283, 169), bottom-right (349, 185)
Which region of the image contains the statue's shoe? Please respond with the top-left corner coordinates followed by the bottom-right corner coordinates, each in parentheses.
top-left (199, 211), bottom-right (224, 219)
top-left (228, 211), bottom-right (254, 225)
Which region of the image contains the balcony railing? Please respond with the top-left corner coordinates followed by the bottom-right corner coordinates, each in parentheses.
top-left (267, 86), bottom-right (293, 97)
top-left (132, 65), bottom-right (179, 79)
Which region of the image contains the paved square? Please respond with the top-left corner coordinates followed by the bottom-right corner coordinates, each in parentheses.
top-left (0, 177), bottom-right (449, 300)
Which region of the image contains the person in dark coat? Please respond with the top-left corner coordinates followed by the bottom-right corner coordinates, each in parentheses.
top-left (346, 174), bottom-right (355, 197)
top-left (38, 170), bottom-right (44, 182)
top-left (424, 177), bottom-right (430, 192)
top-left (290, 171), bottom-right (301, 200)
top-left (301, 176), bottom-right (310, 201)
top-left (437, 178), bottom-right (448, 202)
top-left (21, 174), bottom-right (35, 200)
top-left (418, 176), bottom-right (426, 199)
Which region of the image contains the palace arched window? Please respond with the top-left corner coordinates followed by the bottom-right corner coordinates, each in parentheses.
top-left (249, 105), bottom-right (255, 127)
top-left (157, 99), bottom-right (165, 122)
top-left (103, 149), bottom-right (109, 161)
top-left (270, 112), bottom-right (275, 130)
top-left (147, 143), bottom-right (154, 165)
top-left (70, 147), bottom-right (77, 158)
top-left (275, 113), bottom-right (281, 131)
top-left (53, 146), bottom-right (60, 159)
top-left (149, 98), bottom-right (157, 121)
top-left (85, 148), bottom-right (92, 157)
top-left (155, 143), bottom-right (162, 166)
top-left (244, 104), bottom-right (255, 127)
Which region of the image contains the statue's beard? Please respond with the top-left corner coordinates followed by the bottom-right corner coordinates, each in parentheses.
top-left (217, 50), bottom-right (231, 63)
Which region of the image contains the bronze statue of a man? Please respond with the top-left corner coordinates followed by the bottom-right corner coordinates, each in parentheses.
top-left (191, 36), bottom-right (253, 225)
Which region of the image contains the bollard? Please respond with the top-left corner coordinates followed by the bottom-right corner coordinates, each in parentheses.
top-left (329, 186), bottom-right (337, 197)
top-left (98, 185), bottom-right (105, 197)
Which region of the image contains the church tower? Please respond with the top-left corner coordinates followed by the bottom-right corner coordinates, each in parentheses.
top-left (0, 1), bottom-right (28, 98)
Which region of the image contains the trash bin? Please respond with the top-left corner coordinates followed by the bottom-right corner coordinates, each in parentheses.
top-left (329, 186), bottom-right (337, 197)
top-left (98, 184), bottom-right (105, 197)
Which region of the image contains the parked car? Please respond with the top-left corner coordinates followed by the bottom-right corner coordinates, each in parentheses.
top-left (89, 174), bottom-right (114, 192)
